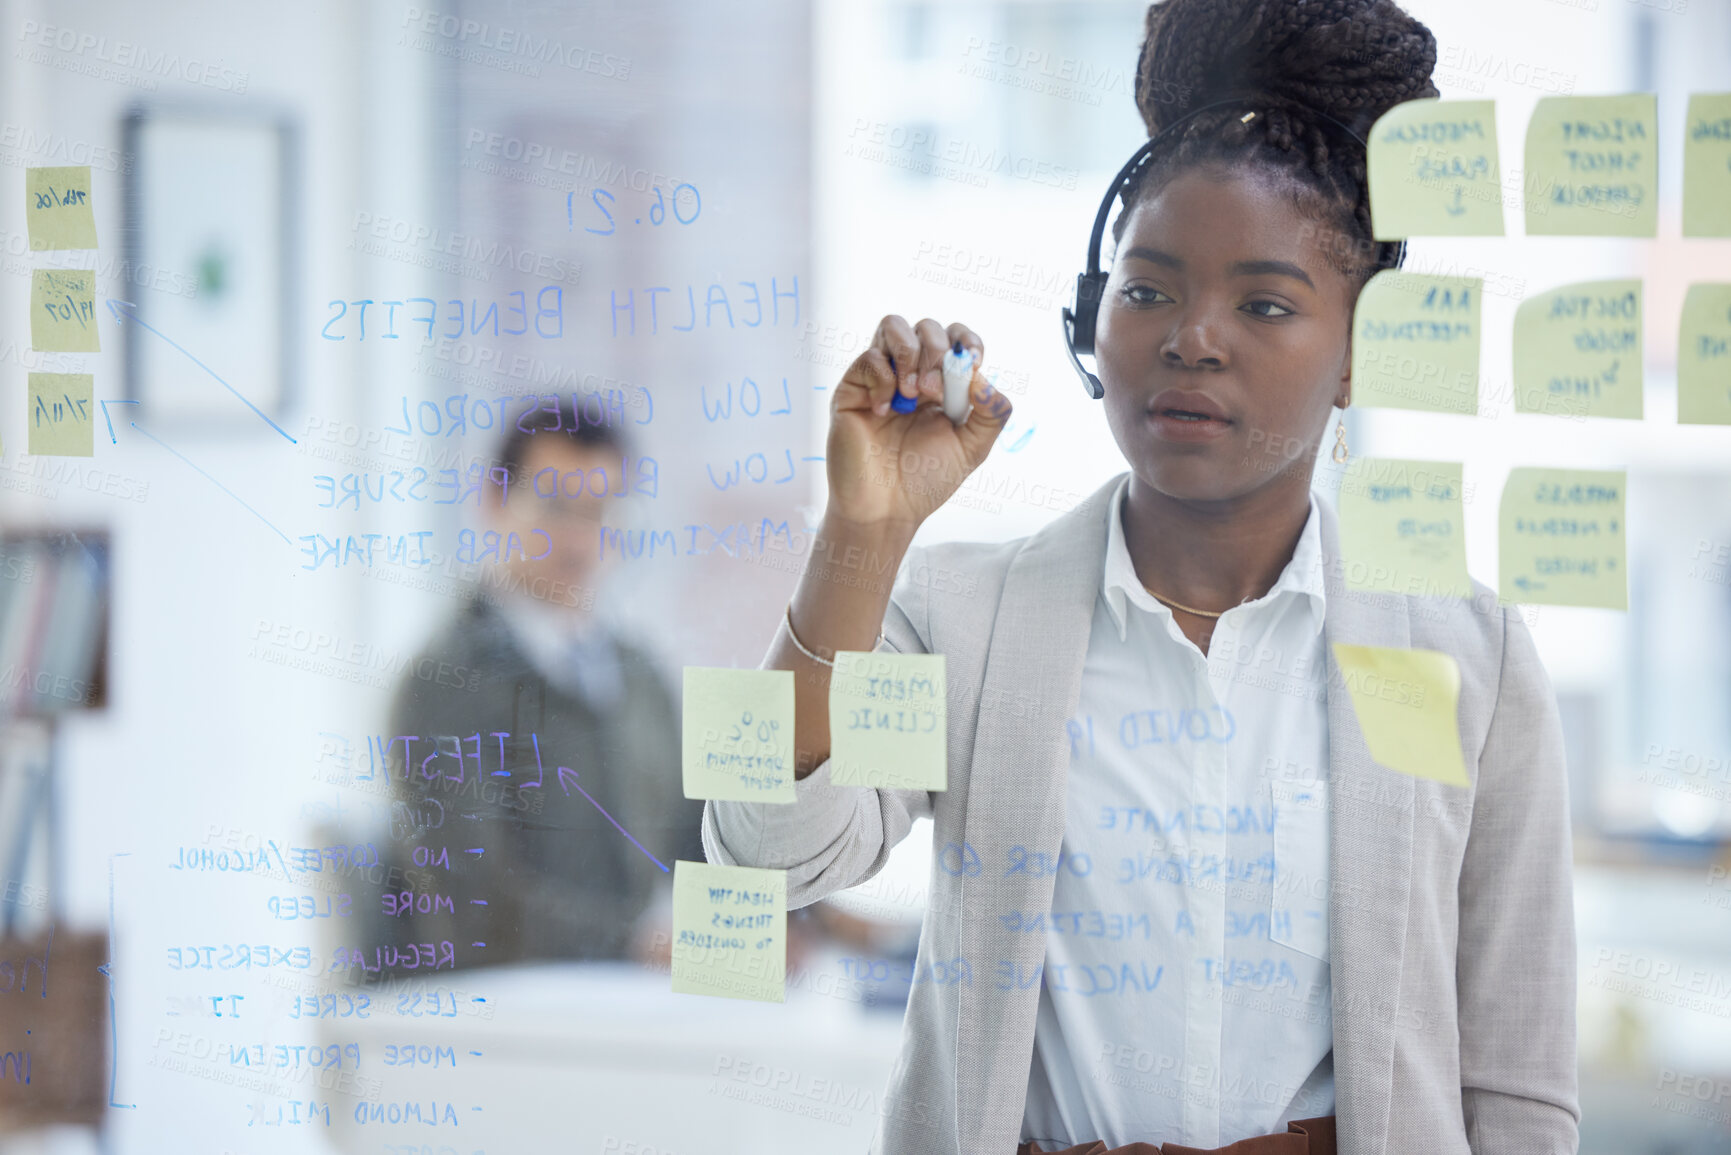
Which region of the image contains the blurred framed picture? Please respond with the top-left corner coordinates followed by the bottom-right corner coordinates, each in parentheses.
top-left (120, 103), bottom-right (299, 429)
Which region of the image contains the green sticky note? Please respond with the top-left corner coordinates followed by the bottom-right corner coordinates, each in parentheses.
top-left (1367, 98), bottom-right (1504, 238)
top-left (25, 166), bottom-right (97, 250)
top-left (1513, 279), bottom-right (1642, 419)
top-left (671, 860), bottom-right (786, 1003)
top-left (1338, 457), bottom-right (1469, 598)
top-left (1678, 283), bottom-right (1731, 425)
top-left (1523, 94), bottom-right (1657, 237)
top-left (1499, 467), bottom-right (1627, 610)
top-left (1683, 93), bottom-right (1731, 237)
top-left (828, 651), bottom-right (945, 790)
top-left (681, 667), bottom-right (796, 803)
top-left (1332, 644), bottom-right (1468, 788)
top-left (30, 269), bottom-right (100, 352)
top-left (26, 373), bottom-right (94, 457)
top-left (1350, 271), bottom-right (1481, 414)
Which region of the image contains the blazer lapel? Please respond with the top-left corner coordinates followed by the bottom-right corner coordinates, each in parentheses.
top-left (1316, 498), bottom-right (1415, 1155)
top-left (953, 474), bottom-right (1119, 1153)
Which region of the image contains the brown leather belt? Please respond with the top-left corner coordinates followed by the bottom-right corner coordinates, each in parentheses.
top-left (1017, 1114), bottom-right (1336, 1155)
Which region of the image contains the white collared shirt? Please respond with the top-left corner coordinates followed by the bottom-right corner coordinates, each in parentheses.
top-left (1020, 475), bottom-right (1335, 1149)
top-left (492, 593), bottom-right (624, 709)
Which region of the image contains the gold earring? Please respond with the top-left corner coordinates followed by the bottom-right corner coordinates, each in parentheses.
top-left (1332, 420), bottom-right (1350, 465)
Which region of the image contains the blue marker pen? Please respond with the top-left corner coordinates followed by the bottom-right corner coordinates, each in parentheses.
top-left (942, 341), bottom-right (976, 424)
top-left (889, 344), bottom-right (975, 420)
top-left (890, 357), bottom-right (919, 414)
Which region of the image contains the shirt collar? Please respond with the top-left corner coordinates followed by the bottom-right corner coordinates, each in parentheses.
top-left (493, 590), bottom-right (607, 666)
top-left (1100, 473), bottom-right (1327, 643)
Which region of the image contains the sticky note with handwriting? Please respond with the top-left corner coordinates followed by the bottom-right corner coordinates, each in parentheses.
top-left (681, 667), bottom-right (795, 803)
top-left (1338, 457), bottom-right (1469, 598)
top-left (671, 860), bottom-right (785, 1003)
top-left (25, 166), bottom-right (97, 250)
top-left (1513, 279), bottom-right (1642, 419)
top-left (1523, 94), bottom-right (1656, 237)
top-left (31, 269), bottom-right (100, 353)
top-left (27, 373), bottom-right (94, 457)
top-left (1678, 283), bottom-right (1731, 425)
top-left (1350, 271), bottom-right (1480, 414)
top-left (1498, 467), bottom-right (1627, 610)
top-left (1683, 93), bottom-right (1731, 237)
top-left (828, 651), bottom-right (945, 790)
top-left (1332, 644), bottom-right (1468, 788)
top-left (1367, 99), bottom-right (1504, 238)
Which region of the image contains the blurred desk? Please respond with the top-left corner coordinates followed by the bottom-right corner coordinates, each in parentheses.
top-left (1575, 863), bottom-right (1731, 1153)
top-left (320, 959), bottom-right (905, 1154)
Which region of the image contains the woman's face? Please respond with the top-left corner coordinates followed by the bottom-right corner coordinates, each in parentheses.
top-left (1096, 165), bottom-right (1359, 504)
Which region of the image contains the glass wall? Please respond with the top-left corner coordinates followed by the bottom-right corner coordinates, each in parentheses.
top-left (0, 0), bottom-right (1726, 1151)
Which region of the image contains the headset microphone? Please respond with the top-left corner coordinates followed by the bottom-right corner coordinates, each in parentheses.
top-left (1061, 99), bottom-right (1408, 400)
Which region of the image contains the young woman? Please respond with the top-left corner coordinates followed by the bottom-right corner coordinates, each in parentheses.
top-left (704, 1), bottom-right (1579, 1152)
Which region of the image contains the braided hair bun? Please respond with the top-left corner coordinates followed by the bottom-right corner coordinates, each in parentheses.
top-left (1122, 0), bottom-right (1440, 283)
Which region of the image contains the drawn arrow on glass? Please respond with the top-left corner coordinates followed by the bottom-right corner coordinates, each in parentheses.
top-left (517, 733), bottom-right (667, 871)
top-left (104, 298), bottom-right (296, 443)
top-left (558, 765), bottom-right (669, 873)
top-left (97, 398), bottom-right (290, 544)
top-left (96, 308), bottom-right (294, 545)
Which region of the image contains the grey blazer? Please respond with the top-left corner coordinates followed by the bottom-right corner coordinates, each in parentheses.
top-left (703, 472), bottom-right (1579, 1155)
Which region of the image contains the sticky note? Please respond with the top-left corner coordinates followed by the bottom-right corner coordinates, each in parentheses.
top-left (1350, 271), bottom-right (1481, 414)
top-left (1678, 283), bottom-right (1731, 425)
top-left (26, 373), bottom-right (94, 457)
top-left (828, 651), bottom-right (945, 790)
top-left (25, 166), bottom-right (97, 250)
top-left (1367, 98), bottom-right (1504, 238)
top-left (1338, 457), bottom-right (1469, 598)
top-left (1683, 93), bottom-right (1731, 237)
top-left (1498, 467), bottom-right (1627, 610)
top-left (1332, 644), bottom-right (1468, 788)
top-left (1513, 279), bottom-right (1642, 419)
top-left (671, 860), bottom-right (786, 1003)
top-left (30, 269), bottom-right (100, 352)
top-left (681, 668), bottom-right (796, 803)
top-left (1523, 94), bottom-right (1657, 237)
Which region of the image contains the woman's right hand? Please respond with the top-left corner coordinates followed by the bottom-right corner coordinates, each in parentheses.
top-left (826, 315), bottom-right (1014, 530)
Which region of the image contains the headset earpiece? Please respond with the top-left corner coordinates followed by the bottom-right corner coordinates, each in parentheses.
top-left (1062, 138), bottom-right (1157, 401)
top-left (1062, 271), bottom-right (1109, 399)
top-left (1069, 272), bottom-right (1107, 356)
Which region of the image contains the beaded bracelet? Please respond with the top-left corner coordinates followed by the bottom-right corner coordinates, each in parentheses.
top-left (784, 602), bottom-right (886, 667)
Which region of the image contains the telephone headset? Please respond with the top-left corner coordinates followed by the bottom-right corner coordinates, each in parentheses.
top-left (1060, 94), bottom-right (1408, 399)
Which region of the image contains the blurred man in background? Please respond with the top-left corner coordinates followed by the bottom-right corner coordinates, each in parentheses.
top-left (369, 408), bottom-right (702, 971)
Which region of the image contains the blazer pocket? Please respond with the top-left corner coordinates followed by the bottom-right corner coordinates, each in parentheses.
top-left (1269, 776), bottom-right (1330, 963)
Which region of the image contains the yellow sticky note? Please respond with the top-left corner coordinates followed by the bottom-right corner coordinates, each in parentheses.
top-left (1683, 94), bottom-right (1731, 237)
top-left (1523, 94), bottom-right (1657, 237)
top-left (671, 860), bottom-right (785, 1003)
top-left (1499, 467), bottom-right (1627, 610)
top-left (26, 373), bottom-right (94, 457)
top-left (1367, 99), bottom-right (1504, 238)
top-left (1679, 283), bottom-right (1731, 425)
top-left (827, 651), bottom-right (945, 790)
top-left (25, 166), bottom-right (97, 250)
top-left (1332, 644), bottom-right (1468, 788)
top-left (681, 668), bottom-right (796, 803)
top-left (1513, 279), bottom-right (1642, 419)
top-left (1350, 271), bottom-right (1481, 414)
top-left (30, 269), bottom-right (100, 352)
top-left (1338, 457), bottom-right (1469, 599)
